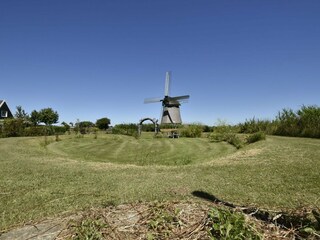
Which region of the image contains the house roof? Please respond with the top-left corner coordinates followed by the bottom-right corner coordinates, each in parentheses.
top-left (0, 100), bottom-right (4, 108)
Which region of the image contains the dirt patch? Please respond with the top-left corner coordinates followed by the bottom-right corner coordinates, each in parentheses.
top-left (1, 200), bottom-right (317, 240)
top-left (56, 201), bottom-right (302, 240)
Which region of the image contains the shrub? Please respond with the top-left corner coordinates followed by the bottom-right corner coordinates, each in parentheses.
top-left (226, 134), bottom-right (243, 149)
top-left (246, 132), bottom-right (266, 144)
top-left (24, 126), bottom-right (46, 136)
top-left (52, 126), bottom-right (67, 135)
top-left (72, 218), bottom-right (106, 240)
top-left (239, 118), bottom-right (273, 134)
top-left (208, 208), bottom-right (261, 240)
top-left (298, 105), bottom-right (320, 138)
top-left (77, 121), bottom-right (95, 134)
top-left (1, 119), bottom-right (24, 137)
top-left (112, 123), bottom-right (138, 137)
top-left (274, 108), bottom-right (300, 137)
top-left (209, 121), bottom-right (243, 148)
top-left (180, 124), bottom-right (203, 138)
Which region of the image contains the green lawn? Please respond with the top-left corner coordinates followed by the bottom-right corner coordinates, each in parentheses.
top-left (0, 133), bottom-right (319, 231)
top-left (48, 133), bottom-right (236, 165)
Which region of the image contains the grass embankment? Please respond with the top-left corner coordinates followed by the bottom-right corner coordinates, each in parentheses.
top-left (0, 133), bottom-right (319, 231)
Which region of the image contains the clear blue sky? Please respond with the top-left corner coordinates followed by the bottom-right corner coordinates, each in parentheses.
top-left (1, 1), bottom-right (319, 126)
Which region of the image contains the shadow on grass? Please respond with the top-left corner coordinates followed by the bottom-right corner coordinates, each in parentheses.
top-left (191, 190), bottom-right (319, 235)
top-left (192, 190), bottom-right (236, 208)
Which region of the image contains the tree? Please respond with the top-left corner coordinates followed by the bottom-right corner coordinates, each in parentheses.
top-left (15, 106), bottom-right (29, 119)
top-left (78, 121), bottom-right (94, 134)
top-left (30, 110), bottom-right (41, 126)
top-left (38, 108), bottom-right (59, 125)
top-left (61, 121), bottom-right (71, 132)
top-left (96, 117), bottom-right (111, 130)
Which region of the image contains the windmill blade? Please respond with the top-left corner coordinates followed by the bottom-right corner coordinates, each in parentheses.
top-left (164, 71), bottom-right (171, 96)
top-left (144, 97), bottom-right (163, 104)
top-left (170, 95), bottom-right (190, 101)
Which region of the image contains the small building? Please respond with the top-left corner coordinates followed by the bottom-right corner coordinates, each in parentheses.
top-left (0, 100), bottom-right (13, 119)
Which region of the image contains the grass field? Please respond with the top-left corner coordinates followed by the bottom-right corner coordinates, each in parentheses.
top-left (0, 133), bottom-right (319, 231)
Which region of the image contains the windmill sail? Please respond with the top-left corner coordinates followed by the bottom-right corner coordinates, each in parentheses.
top-left (144, 71), bottom-right (189, 125)
top-left (164, 71), bottom-right (171, 96)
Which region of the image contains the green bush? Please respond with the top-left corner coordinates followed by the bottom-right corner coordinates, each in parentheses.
top-left (180, 124), bottom-right (203, 138)
top-left (112, 123), bottom-right (138, 137)
top-left (209, 122), bottom-right (243, 148)
top-left (24, 126), bottom-right (46, 136)
top-left (226, 134), bottom-right (243, 149)
top-left (208, 208), bottom-right (261, 240)
top-left (1, 119), bottom-right (24, 137)
top-left (76, 121), bottom-right (95, 134)
top-left (274, 108), bottom-right (300, 137)
top-left (237, 105), bottom-right (320, 139)
top-left (246, 132), bottom-right (266, 144)
top-left (72, 218), bottom-right (106, 240)
top-left (239, 118), bottom-right (273, 134)
top-left (52, 126), bottom-right (67, 134)
top-left (298, 105), bottom-right (320, 138)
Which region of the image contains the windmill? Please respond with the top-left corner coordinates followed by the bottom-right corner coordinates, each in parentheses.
top-left (144, 72), bottom-right (190, 125)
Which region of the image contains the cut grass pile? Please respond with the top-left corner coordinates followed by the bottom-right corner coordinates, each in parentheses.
top-left (0, 133), bottom-right (319, 233)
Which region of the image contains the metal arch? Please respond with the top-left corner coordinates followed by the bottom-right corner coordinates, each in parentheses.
top-left (138, 118), bottom-right (159, 136)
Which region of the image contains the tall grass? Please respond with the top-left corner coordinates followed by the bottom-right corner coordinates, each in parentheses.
top-left (238, 105), bottom-right (320, 138)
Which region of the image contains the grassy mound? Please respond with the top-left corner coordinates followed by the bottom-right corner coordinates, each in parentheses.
top-left (48, 134), bottom-right (236, 166)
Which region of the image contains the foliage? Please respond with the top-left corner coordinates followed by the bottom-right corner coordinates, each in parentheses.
top-left (52, 126), bottom-right (67, 134)
top-left (180, 123), bottom-right (203, 138)
top-left (297, 105), bottom-right (320, 138)
top-left (246, 132), bottom-right (266, 144)
top-left (112, 123), bottom-right (138, 137)
top-left (30, 110), bottom-right (41, 126)
top-left (209, 123), bottom-right (243, 149)
top-left (237, 105), bottom-right (320, 139)
top-left (299, 208), bottom-right (320, 238)
top-left (61, 121), bottom-right (71, 134)
top-left (95, 117), bottom-right (111, 130)
top-left (226, 134), bottom-right (243, 149)
top-left (14, 105), bottom-right (29, 120)
top-left (72, 218), bottom-right (106, 240)
top-left (1, 118), bottom-right (25, 137)
top-left (23, 126), bottom-right (46, 136)
top-left (141, 123), bottom-right (156, 132)
top-left (274, 108), bottom-right (300, 137)
top-left (208, 208), bottom-right (261, 240)
top-left (38, 108), bottom-right (59, 126)
top-left (202, 125), bottom-right (212, 132)
top-left (29, 108), bottom-right (59, 126)
top-left (77, 121), bottom-right (95, 134)
top-left (147, 202), bottom-right (181, 238)
top-left (238, 118), bottom-right (274, 134)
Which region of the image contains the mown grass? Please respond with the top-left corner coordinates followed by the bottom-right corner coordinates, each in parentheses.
top-left (48, 133), bottom-right (236, 166)
top-left (0, 133), bottom-right (319, 231)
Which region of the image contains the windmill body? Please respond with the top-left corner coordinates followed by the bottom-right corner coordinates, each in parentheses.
top-left (144, 72), bottom-right (189, 125)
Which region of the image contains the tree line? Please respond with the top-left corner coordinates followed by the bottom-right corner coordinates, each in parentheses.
top-left (0, 106), bottom-right (111, 138)
top-left (1, 104), bottom-right (319, 139)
